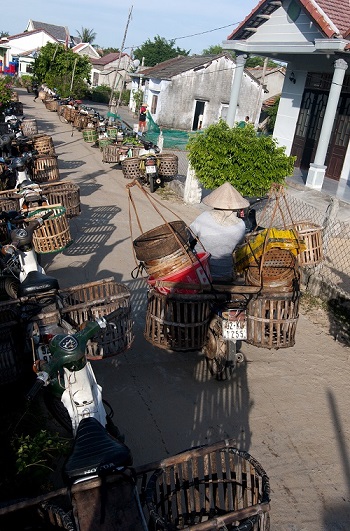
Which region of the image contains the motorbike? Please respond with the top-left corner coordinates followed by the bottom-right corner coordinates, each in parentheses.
top-left (138, 138), bottom-right (162, 193)
top-left (238, 195), bottom-right (269, 233)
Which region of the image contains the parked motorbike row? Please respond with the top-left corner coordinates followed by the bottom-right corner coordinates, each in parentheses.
top-left (36, 86), bottom-right (177, 194)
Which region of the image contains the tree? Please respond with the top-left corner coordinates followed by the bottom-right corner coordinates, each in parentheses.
top-left (33, 42), bottom-right (92, 98)
top-left (186, 119), bottom-right (295, 196)
top-left (76, 27), bottom-right (96, 44)
top-left (101, 47), bottom-right (120, 56)
top-left (202, 44), bottom-right (224, 55)
top-left (133, 36), bottom-right (190, 67)
top-left (0, 31), bottom-right (9, 38)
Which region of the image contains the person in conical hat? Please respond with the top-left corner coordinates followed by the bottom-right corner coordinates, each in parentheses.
top-left (189, 182), bottom-right (249, 281)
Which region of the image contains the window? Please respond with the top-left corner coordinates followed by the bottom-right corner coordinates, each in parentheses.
top-left (220, 104), bottom-right (229, 121)
top-left (151, 95), bottom-right (158, 114)
top-left (93, 72), bottom-right (99, 86)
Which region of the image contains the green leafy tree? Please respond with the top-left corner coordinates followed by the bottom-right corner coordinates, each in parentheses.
top-left (33, 42), bottom-right (91, 98)
top-left (133, 35), bottom-right (190, 67)
top-left (101, 47), bottom-right (120, 55)
top-left (202, 44), bottom-right (224, 55)
top-left (0, 31), bottom-right (9, 38)
top-left (186, 119), bottom-right (295, 196)
top-left (266, 96), bottom-right (280, 132)
top-left (76, 27), bottom-right (96, 44)
top-left (0, 76), bottom-right (13, 117)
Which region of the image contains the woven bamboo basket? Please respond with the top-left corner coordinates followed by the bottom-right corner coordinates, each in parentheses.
top-left (106, 126), bottom-right (118, 139)
top-left (144, 247), bottom-right (196, 279)
top-left (27, 204), bottom-right (72, 254)
top-left (158, 153), bottom-right (179, 177)
top-left (144, 289), bottom-right (212, 351)
top-left (0, 190), bottom-right (21, 212)
top-left (21, 119), bottom-right (38, 137)
top-left (82, 128), bottom-right (98, 143)
top-left (32, 134), bottom-right (55, 155)
top-left (10, 91), bottom-right (19, 102)
top-left (290, 221), bottom-right (323, 266)
top-left (146, 439), bottom-right (270, 530)
top-left (38, 90), bottom-right (47, 101)
top-left (63, 106), bottom-right (77, 123)
top-left (32, 155), bottom-right (60, 183)
top-left (102, 144), bottom-right (120, 163)
top-left (40, 182), bottom-right (80, 217)
top-left (133, 220), bottom-right (190, 262)
top-left (245, 248), bottom-right (299, 291)
top-left (44, 99), bottom-right (58, 112)
top-left (246, 290), bottom-right (300, 349)
top-left (121, 157), bottom-right (141, 179)
top-left (59, 277), bottom-right (134, 359)
top-left (98, 137), bottom-right (113, 151)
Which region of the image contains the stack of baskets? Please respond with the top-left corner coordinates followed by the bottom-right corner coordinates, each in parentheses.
top-left (32, 134), bottom-right (56, 155)
top-left (59, 277), bottom-right (134, 359)
top-left (134, 220), bottom-right (213, 351)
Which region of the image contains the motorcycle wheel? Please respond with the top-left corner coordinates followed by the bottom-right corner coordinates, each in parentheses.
top-left (203, 317), bottom-right (232, 381)
top-left (149, 174), bottom-right (156, 193)
top-left (43, 390), bottom-right (73, 435)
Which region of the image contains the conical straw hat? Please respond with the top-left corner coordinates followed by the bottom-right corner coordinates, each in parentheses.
top-left (203, 182), bottom-right (250, 210)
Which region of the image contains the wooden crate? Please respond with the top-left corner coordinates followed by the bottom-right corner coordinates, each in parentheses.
top-left (28, 204), bottom-right (72, 254)
top-left (247, 291), bottom-right (300, 349)
top-left (145, 439), bottom-right (270, 530)
top-left (32, 155), bottom-right (60, 183)
top-left (59, 277), bottom-right (134, 359)
top-left (144, 289), bottom-right (212, 351)
top-left (40, 181), bottom-right (80, 217)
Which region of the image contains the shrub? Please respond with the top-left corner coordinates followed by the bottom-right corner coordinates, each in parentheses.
top-left (186, 119), bottom-right (296, 196)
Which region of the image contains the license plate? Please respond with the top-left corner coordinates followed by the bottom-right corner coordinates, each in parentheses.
top-left (146, 165), bottom-right (156, 173)
top-left (37, 344), bottom-right (52, 362)
top-left (222, 309), bottom-right (247, 340)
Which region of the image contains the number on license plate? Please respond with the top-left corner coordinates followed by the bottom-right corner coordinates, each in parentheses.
top-left (146, 165), bottom-right (157, 173)
top-left (222, 309), bottom-right (247, 340)
top-left (37, 344), bottom-right (52, 362)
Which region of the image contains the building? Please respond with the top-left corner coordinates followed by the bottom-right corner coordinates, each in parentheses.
top-left (129, 54), bottom-right (264, 131)
top-left (224, 0), bottom-right (350, 193)
top-left (90, 52), bottom-right (131, 90)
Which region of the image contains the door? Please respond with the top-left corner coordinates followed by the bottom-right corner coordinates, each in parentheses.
top-left (192, 101), bottom-right (205, 131)
top-left (291, 90), bottom-right (328, 169)
top-left (325, 95), bottom-right (350, 180)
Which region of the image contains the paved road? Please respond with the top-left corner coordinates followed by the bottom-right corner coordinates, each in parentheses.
top-left (17, 89), bottom-right (350, 531)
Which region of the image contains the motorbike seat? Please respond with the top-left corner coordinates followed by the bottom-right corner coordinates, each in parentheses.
top-left (64, 417), bottom-right (133, 484)
top-left (18, 270), bottom-right (60, 297)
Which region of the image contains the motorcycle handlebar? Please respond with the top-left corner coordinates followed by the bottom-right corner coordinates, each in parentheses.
top-left (26, 376), bottom-right (46, 401)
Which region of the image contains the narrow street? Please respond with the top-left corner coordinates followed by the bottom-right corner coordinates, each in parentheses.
top-left (13, 89), bottom-right (350, 530)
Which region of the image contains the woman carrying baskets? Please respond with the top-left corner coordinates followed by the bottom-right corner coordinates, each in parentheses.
top-left (189, 182), bottom-right (249, 282)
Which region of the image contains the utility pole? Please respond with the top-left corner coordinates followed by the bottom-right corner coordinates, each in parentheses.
top-left (108, 5), bottom-right (133, 116)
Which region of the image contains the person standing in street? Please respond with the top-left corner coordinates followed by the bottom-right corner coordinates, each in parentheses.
top-left (138, 103), bottom-right (148, 133)
top-left (33, 84), bottom-right (39, 102)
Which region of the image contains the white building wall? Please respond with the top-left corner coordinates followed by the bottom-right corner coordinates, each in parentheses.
top-left (273, 66), bottom-right (307, 154)
top-left (8, 33), bottom-right (56, 63)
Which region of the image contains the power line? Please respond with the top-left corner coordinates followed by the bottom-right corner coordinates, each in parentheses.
top-left (172, 21), bottom-right (241, 41)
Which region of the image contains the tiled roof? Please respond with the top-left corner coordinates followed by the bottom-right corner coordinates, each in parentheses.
top-left (8, 29), bottom-right (58, 42)
top-left (30, 21), bottom-right (68, 42)
top-left (228, 0), bottom-right (350, 40)
top-left (139, 54), bottom-right (233, 80)
top-left (91, 52), bottom-right (127, 66)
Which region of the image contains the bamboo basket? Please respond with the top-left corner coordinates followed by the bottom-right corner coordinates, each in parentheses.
top-left (245, 248), bottom-right (299, 291)
top-left (144, 247), bottom-right (196, 279)
top-left (32, 134), bottom-right (55, 155)
top-left (157, 153), bottom-right (178, 177)
top-left (59, 277), bottom-right (134, 359)
top-left (246, 290), bottom-right (300, 349)
top-left (145, 439), bottom-right (270, 530)
top-left (10, 91), bottom-right (19, 102)
top-left (21, 119), bottom-right (38, 137)
top-left (121, 157), bottom-right (141, 179)
top-left (38, 90), bottom-right (48, 101)
top-left (40, 182), bottom-right (80, 217)
top-left (102, 144), bottom-right (120, 163)
top-left (32, 155), bottom-right (60, 183)
top-left (82, 128), bottom-right (98, 143)
top-left (44, 99), bottom-right (58, 112)
top-left (106, 126), bottom-right (118, 139)
top-left (144, 289), bottom-right (212, 351)
top-left (133, 220), bottom-right (190, 262)
top-left (27, 204), bottom-right (72, 254)
top-left (290, 221), bottom-right (323, 266)
top-left (98, 137), bottom-right (113, 151)
top-left (63, 106), bottom-right (77, 123)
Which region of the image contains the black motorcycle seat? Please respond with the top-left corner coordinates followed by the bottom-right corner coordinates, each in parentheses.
top-left (64, 417), bottom-right (133, 483)
top-left (18, 270), bottom-right (60, 297)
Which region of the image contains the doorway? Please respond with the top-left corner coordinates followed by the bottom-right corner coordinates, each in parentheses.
top-left (192, 100), bottom-right (205, 131)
